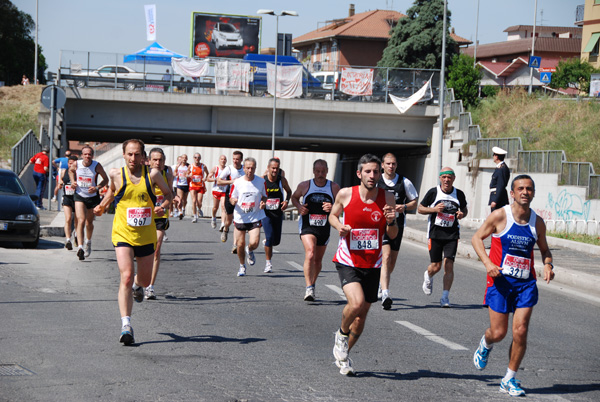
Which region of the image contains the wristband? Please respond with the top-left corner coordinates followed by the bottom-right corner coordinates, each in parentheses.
top-left (545, 262), bottom-right (554, 270)
top-left (387, 220), bottom-right (397, 227)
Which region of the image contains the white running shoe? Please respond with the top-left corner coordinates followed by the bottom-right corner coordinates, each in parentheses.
top-left (304, 286), bottom-right (315, 302)
top-left (84, 241), bottom-right (92, 258)
top-left (333, 329), bottom-right (349, 361)
top-left (192, 215), bottom-right (198, 223)
top-left (221, 231), bottom-right (228, 242)
top-left (145, 286), bottom-right (156, 300)
top-left (264, 262), bottom-right (272, 273)
top-left (211, 217), bottom-right (217, 229)
top-left (335, 358), bottom-right (356, 376)
top-left (422, 270), bottom-right (433, 295)
top-left (219, 223), bottom-right (225, 232)
top-left (237, 265), bottom-right (246, 277)
top-left (245, 246), bottom-right (256, 266)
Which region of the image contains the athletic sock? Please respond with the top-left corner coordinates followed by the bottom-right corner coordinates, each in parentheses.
top-left (481, 335), bottom-right (493, 350)
top-left (266, 260), bottom-right (271, 265)
top-left (382, 289), bottom-right (390, 299)
top-left (503, 368), bottom-right (516, 382)
top-left (121, 316), bottom-right (131, 327)
top-left (442, 290), bottom-right (450, 299)
top-left (339, 328), bottom-right (350, 336)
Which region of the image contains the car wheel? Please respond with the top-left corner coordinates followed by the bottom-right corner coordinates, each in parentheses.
top-left (75, 80), bottom-right (85, 88)
top-left (125, 83), bottom-right (136, 91)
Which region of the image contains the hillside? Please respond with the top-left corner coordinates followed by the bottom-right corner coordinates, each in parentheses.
top-left (0, 85), bottom-right (43, 168)
top-left (470, 89), bottom-right (600, 172)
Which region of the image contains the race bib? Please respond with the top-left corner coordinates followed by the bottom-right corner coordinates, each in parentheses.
top-left (350, 229), bottom-right (379, 250)
top-left (126, 207), bottom-right (152, 227)
top-left (309, 214), bottom-right (327, 226)
top-left (501, 254), bottom-right (531, 280)
top-left (434, 212), bottom-right (455, 227)
top-left (241, 201), bottom-right (255, 214)
top-left (192, 175), bottom-right (203, 183)
top-left (77, 176), bottom-right (92, 188)
top-left (155, 195), bottom-right (164, 207)
top-left (266, 198), bottom-right (280, 210)
top-left (64, 185), bottom-right (74, 196)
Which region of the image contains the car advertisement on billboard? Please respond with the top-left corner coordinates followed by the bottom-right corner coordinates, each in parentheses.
top-left (191, 12), bottom-right (262, 59)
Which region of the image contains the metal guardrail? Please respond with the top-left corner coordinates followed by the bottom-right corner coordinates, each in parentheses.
top-left (11, 130), bottom-right (41, 175)
top-left (517, 150), bottom-right (565, 173)
top-left (476, 137), bottom-right (522, 159)
top-left (590, 175), bottom-right (600, 199)
top-left (562, 162), bottom-right (595, 187)
top-left (450, 100), bottom-right (462, 118)
top-left (467, 125), bottom-right (480, 143)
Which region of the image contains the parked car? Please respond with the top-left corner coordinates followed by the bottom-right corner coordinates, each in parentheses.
top-left (212, 23), bottom-right (244, 50)
top-left (313, 71), bottom-right (342, 99)
top-left (70, 65), bottom-right (145, 90)
top-left (0, 169), bottom-right (40, 248)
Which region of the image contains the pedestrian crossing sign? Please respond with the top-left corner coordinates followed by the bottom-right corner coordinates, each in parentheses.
top-left (528, 56), bottom-right (541, 68)
top-left (540, 72), bottom-right (552, 84)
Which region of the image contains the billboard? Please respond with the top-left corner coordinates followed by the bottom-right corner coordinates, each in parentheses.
top-left (191, 12), bottom-right (261, 59)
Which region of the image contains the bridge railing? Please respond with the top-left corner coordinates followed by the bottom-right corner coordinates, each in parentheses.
top-left (476, 137), bottom-right (522, 159)
top-left (517, 150), bottom-right (565, 173)
top-left (11, 130), bottom-right (41, 175)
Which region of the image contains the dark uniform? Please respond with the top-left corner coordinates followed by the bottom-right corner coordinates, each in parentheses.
top-left (489, 161), bottom-right (510, 211)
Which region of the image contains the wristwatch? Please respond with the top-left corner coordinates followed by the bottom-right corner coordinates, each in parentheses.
top-left (545, 262), bottom-right (554, 270)
top-left (387, 220), bottom-right (397, 227)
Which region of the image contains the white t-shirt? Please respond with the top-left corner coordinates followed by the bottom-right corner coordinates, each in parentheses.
top-left (230, 176), bottom-right (267, 224)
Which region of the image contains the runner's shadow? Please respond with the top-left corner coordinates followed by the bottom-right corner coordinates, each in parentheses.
top-left (162, 295), bottom-right (252, 302)
top-left (389, 303), bottom-right (485, 311)
top-left (160, 257), bottom-right (212, 262)
top-left (358, 369), bottom-right (501, 382)
top-left (135, 332), bottom-right (266, 346)
top-left (525, 383), bottom-right (600, 395)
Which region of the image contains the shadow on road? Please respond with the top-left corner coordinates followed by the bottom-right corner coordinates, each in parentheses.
top-left (358, 369), bottom-right (501, 382)
top-left (135, 332), bottom-right (266, 346)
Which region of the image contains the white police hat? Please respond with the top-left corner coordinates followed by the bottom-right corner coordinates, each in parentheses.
top-left (492, 146), bottom-right (507, 155)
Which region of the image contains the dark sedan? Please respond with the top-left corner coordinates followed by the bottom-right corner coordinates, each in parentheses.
top-left (0, 169), bottom-right (40, 248)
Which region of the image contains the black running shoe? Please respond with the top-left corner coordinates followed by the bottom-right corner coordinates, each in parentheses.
top-left (77, 248), bottom-right (85, 260)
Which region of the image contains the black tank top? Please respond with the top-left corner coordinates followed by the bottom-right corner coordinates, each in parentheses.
top-left (263, 175), bottom-right (284, 218)
top-left (377, 174), bottom-right (406, 225)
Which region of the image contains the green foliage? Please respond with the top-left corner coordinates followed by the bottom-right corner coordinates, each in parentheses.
top-left (549, 58), bottom-right (599, 94)
top-left (0, 0), bottom-right (47, 85)
top-left (378, 0), bottom-right (457, 69)
top-left (481, 85), bottom-right (500, 98)
top-left (446, 54), bottom-right (481, 108)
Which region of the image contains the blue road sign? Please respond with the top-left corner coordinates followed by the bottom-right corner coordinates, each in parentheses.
top-left (540, 72), bottom-right (552, 84)
top-left (528, 56), bottom-right (541, 68)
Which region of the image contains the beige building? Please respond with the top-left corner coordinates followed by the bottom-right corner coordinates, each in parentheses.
top-left (579, 0), bottom-right (600, 68)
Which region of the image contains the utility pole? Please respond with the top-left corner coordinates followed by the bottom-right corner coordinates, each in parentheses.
top-left (528, 0), bottom-right (538, 94)
top-left (438, 0), bottom-right (448, 174)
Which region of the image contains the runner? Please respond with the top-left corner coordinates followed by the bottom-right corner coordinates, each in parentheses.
top-left (329, 154), bottom-right (397, 375)
top-left (376, 153), bottom-right (419, 310)
top-left (208, 154), bottom-right (228, 230)
top-left (93, 139), bottom-right (171, 345)
top-left (52, 149), bottom-right (71, 203)
top-left (417, 167), bottom-right (468, 307)
top-left (291, 159), bottom-right (340, 301)
top-left (145, 147), bottom-right (174, 300)
top-left (188, 153), bottom-right (209, 223)
top-left (175, 155), bottom-right (190, 220)
top-left (217, 150), bottom-right (244, 247)
top-left (471, 174), bottom-right (554, 397)
top-left (229, 157), bottom-right (267, 277)
top-left (170, 156), bottom-right (182, 218)
top-left (68, 145), bottom-right (109, 261)
top-left (261, 158), bottom-right (292, 273)
top-left (58, 155), bottom-right (78, 249)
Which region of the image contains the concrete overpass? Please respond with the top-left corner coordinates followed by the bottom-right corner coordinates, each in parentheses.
top-left (63, 88), bottom-right (438, 156)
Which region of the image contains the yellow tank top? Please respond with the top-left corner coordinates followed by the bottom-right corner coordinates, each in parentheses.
top-left (153, 168), bottom-right (169, 218)
top-left (111, 165), bottom-right (157, 247)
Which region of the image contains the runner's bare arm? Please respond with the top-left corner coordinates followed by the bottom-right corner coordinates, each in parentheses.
top-left (68, 164), bottom-right (78, 189)
top-left (150, 168), bottom-right (173, 216)
top-left (291, 180), bottom-right (310, 215)
top-left (281, 176), bottom-right (293, 210)
top-left (329, 187), bottom-right (352, 237)
top-left (93, 168), bottom-right (119, 216)
top-left (471, 211), bottom-right (504, 278)
top-left (94, 163), bottom-right (109, 193)
top-left (535, 216), bottom-right (555, 284)
top-left (384, 191), bottom-right (398, 239)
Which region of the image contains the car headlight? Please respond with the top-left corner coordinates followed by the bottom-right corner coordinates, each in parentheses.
top-left (16, 214), bottom-right (38, 221)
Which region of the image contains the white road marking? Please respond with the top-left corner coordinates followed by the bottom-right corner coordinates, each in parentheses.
top-left (287, 261), bottom-right (303, 271)
top-left (395, 320), bottom-right (468, 351)
top-left (324, 284), bottom-right (347, 300)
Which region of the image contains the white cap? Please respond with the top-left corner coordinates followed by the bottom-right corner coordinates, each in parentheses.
top-left (492, 146), bottom-right (507, 155)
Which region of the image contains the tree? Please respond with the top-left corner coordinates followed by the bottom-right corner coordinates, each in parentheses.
top-left (447, 54), bottom-right (481, 108)
top-left (549, 58), bottom-right (599, 95)
top-left (0, 0), bottom-right (47, 85)
top-left (378, 0), bottom-right (457, 69)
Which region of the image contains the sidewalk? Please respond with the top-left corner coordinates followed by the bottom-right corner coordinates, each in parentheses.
top-left (38, 209), bottom-right (600, 296)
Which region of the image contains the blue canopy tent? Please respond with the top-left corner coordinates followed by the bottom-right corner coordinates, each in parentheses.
top-left (123, 42), bottom-right (186, 91)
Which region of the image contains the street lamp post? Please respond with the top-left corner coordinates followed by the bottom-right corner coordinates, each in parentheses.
top-left (257, 9), bottom-right (298, 157)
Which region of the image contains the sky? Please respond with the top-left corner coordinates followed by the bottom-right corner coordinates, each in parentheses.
top-left (13, 0), bottom-right (582, 75)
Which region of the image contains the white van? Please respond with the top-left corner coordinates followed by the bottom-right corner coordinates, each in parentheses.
top-left (313, 71), bottom-right (341, 99)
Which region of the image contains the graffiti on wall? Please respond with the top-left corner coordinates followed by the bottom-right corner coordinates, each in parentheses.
top-left (547, 190), bottom-right (591, 221)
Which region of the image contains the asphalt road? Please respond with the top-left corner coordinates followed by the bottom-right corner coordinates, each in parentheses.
top-left (1, 216), bottom-right (599, 401)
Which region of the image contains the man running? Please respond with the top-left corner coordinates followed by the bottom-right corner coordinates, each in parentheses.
top-left (145, 147), bottom-right (174, 300)
top-left (52, 149), bottom-right (71, 203)
top-left (377, 152), bottom-right (419, 310)
top-left (417, 167), bottom-right (468, 307)
top-left (188, 153), bottom-right (209, 223)
top-left (174, 154), bottom-right (190, 220)
top-left (208, 154), bottom-right (228, 230)
top-left (93, 139), bottom-right (171, 345)
top-left (262, 158), bottom-right (292, 273)
top-left (170, 156), bottom-right (181, 217)
top-left (30, 145), bottom-right (50, 209)
top-left (471, 174), bottom-right (554, 397)
top-left (69, 145), bottom-right (109, 260)
top-left (329, 154), bottom-right (397, 375)
top-left (291, 159), bottom-right (340, 301)
top-left (229, 157), bottom-right (267, 277)
top-left (217, 150), bottom-right (244, 246)
top-left (58, 155), bottom-right (78, 249)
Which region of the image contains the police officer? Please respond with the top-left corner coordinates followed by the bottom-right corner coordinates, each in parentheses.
top-left (489, 147), bottom-right (510, 211)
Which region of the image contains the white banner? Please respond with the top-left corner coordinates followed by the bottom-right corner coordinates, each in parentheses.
top-left (215, 61), bottom-right (251, 92)
top-left (267, 63), bottom-right (303, 99)
top-left (145, 5), bottom-right (156, 41)
top-left (171, 58), bottom-right (210, 78)
top-left (340, 68), bottom-right (373, 96)
top-left (389, 75), bottom-right (433, 114)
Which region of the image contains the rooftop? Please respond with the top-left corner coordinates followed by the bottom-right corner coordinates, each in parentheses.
top-left (463, 37), bottom-right (581, 59)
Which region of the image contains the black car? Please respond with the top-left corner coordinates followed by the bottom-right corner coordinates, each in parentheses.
top-left (0, 168), bottom-right (40, 248)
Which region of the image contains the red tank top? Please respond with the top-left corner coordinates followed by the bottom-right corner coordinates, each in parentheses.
top-left (333, 186), bottom-right (387, 268)
top-left (189, 164), bottom-right (205, 190)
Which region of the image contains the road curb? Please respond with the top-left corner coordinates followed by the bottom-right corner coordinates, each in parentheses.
top-left (403, 227), bottom-right (600, 296)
